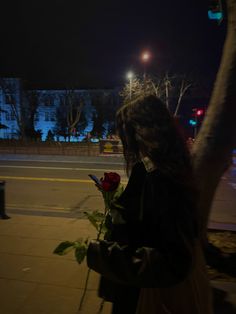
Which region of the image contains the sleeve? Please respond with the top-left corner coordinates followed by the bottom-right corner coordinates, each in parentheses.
top-left (87, 170), bottom-right (196, 288)
top-left (87, 218), bottom-right (195, 288)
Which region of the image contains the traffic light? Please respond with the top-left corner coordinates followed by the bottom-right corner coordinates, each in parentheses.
top-left (196, 109), bottom-right (204, 116)
top-left (189, 108), bottom-right (204, 127)
top-left (192, 108), bottom-right (204, 117)
top-left (208, 0), bottom-right (223, 22)
top-left (189, 119), bottom-right (197, 126)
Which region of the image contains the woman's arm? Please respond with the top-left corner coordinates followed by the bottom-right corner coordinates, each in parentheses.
top-left (87, 217), bottom-right (194, 288)
top-left (87, 167), bottom-right (197, 288)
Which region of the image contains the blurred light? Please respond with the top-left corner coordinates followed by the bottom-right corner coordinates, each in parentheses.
top-left (196, 109), bottom-right (204, 116)
top-left (141, 51), bottom-right (150, 62)
top-left (208, 10), bottom-right (223, 20)
top-left (208, 0), bottom-right (223, 21)
top-left (189, 119), bottom-right (197, 126)
top-left (126, 71), bottom-right (134, 80)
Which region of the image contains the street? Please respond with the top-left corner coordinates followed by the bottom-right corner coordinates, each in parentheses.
top-left (0, 156), bottom-right (126, 219)
top-left (0, 155), bottom-right (235, 314)
top-left (0, 155), bottom-right (236, 226)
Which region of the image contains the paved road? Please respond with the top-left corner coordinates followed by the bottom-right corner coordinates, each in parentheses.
top-left (0, 154), bottom-right (235, 228)
top-left (0, 156), bottom-right (126, 219)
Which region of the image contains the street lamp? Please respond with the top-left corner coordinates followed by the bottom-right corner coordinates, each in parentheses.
top-left (126, 71), bottom-right (134, 100)
top-left (141, 51), bottom-right (151, 79)
top-left (141, 51), bottom-right (150, 62)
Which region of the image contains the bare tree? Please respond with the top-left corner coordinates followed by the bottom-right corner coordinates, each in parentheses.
top-left (22, 90), bottom-right (40, 140)
top-left (192, 0), bottom-right (236, 243)
top-left (56, 90), bottom-right (85, 141)
top-left (0, 79), bottom-right (39, 140)
top-left (119, 76), bottom-right (144, 104)
top-left (66, 90), bottom-right (84, 137)
top-left (163, 73), bottom-right (171, 109)
top-left (120, 74), bottom-right (191, 115)
top-left (174, 79), bottom-right (192, 116)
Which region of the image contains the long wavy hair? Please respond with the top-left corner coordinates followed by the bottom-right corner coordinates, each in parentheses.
top-left (116, 95), bottom-right (192, 182)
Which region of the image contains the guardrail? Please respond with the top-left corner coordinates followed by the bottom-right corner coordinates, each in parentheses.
top-left (0, 141), bottom-right (100, 156)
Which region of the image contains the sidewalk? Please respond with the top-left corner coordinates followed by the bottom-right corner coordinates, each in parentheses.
top-left (0, 214), bottom-right (112, 314)
top-left (0, 214), bottom-right (236, 314)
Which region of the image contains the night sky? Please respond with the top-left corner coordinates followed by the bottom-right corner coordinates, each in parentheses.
top-left (0, 0), bottom-right (226, 89)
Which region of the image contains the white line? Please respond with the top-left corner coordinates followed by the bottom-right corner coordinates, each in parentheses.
top-left (0, 165), bottom-right (124, 172)
top-left (7, 203), bottom-right (71, 211)
top-left (0, 158), bottom-right (124, 165)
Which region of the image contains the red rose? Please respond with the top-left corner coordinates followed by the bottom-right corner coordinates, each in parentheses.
top-left (101, 172), bottom-right (120, 192)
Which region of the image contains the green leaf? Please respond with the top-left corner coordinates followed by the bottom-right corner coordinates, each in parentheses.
top-left (74, 242), bottom-right (88, 264)
top-left (113, 184), bottom-right (125, 201)
top-left (53, 241), bottom-right (75, 256)
top-left (115, 183), bottom-right (124, 195)
top-left (84, 211), bottom-right (105, 231)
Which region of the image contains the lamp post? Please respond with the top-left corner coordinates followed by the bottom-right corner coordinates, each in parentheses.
top-left (141, 51), bottom-right (150, 80)
top-left (126, 71), bottom-right (134, 100)
top-left (141, 51), bottom-right (151, 95)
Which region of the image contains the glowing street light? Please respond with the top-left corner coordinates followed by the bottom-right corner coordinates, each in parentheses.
top-left (126, 71), bottom-right (134, 80)
top-left (126, 71), bottom-right (134, 100)
top-left (141, 51), bottom-right (150, 63)
top-left (141, 51), bottom-right (151, 80)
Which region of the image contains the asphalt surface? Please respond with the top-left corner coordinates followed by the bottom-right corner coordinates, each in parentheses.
top-left (0, 154), bottom-right (235, 313)
top-left (0, 154), bottom-right (235, 229)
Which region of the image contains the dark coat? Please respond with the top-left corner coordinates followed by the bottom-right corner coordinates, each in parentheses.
top-left (87, 162), bottom-right (198, 301)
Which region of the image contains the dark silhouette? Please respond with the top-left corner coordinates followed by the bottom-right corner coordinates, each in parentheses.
top-left (87, 95), bottom-right (213, 313)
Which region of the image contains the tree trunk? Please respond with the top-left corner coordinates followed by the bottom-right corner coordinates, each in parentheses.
top-left (192, 0), bottom-right (236, 242)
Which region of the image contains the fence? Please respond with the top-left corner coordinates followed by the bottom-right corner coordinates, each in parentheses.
top-left (0, 139), bottom-right (124, 156)
top-left (0, 140), bottom-right (100, 156)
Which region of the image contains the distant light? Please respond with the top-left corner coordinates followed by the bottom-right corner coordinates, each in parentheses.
top-left (141, 51), bottom-right (151, 62)
top-left (196, 109), bottom-right (204, 116)
top-left (189, 119), bottom-right (197, 126)
top-left (126, 71), bottom-right (134, 80)
top-left (90, 138), bottom-right (99, 143)
top-left (208, 10), bottom-right (223, 20)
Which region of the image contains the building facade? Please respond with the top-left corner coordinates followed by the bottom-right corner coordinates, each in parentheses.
top-left (0, 78), bottom-right (119, 141)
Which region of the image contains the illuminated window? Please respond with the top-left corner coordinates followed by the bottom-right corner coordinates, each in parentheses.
top-left (10, 111), bottom-right (15, 120)
top-left (6, 112), bottom-right (10, 120)
top-left (44, 96), bottom-right (54, 106)
top-left (35, 112), bottom-right (39, 121)
top-left (50, 112), bottom-right (56, 121)
top-left (45, 112), bottom-right (50, 121)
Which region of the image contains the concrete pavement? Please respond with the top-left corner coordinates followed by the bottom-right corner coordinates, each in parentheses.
top-left (0, 153), bottom-right (236, 313)
top-left (0, 215), bottom-right (112, 314)
top-left (0, 214), bottom-right (236, 314)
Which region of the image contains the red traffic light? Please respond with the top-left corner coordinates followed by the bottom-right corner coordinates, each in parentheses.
top-left (196, 109), bottom-right (204, 116)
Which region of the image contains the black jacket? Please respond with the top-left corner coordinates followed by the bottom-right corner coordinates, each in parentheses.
top-left (87, 162), bottom-right (198, 300)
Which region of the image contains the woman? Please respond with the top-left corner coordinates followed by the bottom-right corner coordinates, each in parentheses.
top-left (87, 95), bottom-right (213, 313)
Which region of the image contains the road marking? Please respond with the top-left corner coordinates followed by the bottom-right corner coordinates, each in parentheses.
top-left (0, 175), bottom-right (128, 184)
top-left (7, 203), bottom-right (70, 211)
top-left (0, 175), bottom-right (96, 183)
top-left (0, 165), bottom-right (124, 172)
top-left (0, 158), bottom-right (124, 165)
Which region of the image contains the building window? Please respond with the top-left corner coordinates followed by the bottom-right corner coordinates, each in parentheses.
top-left (50, 112), bottom-right (56, 121)
top-left (35, 112), bottom-right (39, 121)
top-left (5, 112), bottom-right (10, 121)
top-left (45, 112), bottom-right (50, 121)
top-left (44, 96), bottom-right (54, 107)
top-left (10, 111), bottom-right (15, 120)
